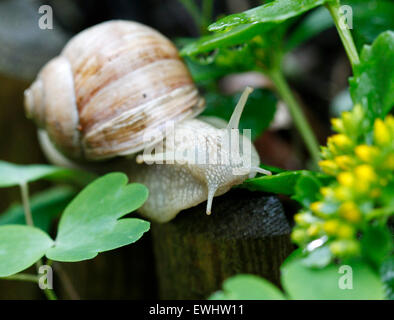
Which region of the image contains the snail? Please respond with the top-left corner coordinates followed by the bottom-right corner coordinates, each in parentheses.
top-left (24, 20), bottom-right (271, 223)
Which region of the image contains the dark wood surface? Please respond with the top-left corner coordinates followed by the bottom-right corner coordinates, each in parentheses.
top-left (151, 189), bottom-right (293, 299)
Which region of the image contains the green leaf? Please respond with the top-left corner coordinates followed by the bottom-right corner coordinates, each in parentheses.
top-left (0, 187), bottom-right (75, 232)
top-left (209, 274), bottom-right (286, 300)
top-left (0, 225), bottom-right (53, 277)
top-left (292, 172), bottom-right (322, 207)
top-left (380, 255), bottom-right (394, 300)
top-left (208, 0), bottom-right (327, 32)
top-left (0, 161), bottom-right (96, 188)
top-left (281, 250), bottom-right (386, 299)
top-left (241, 170), bottom-right (330, 195)
top-left (202, 89), bottom-right (277, 140)
top-left (285, 7), bottom-right (333, 51)
top-left (181, 23), bottom-right (271, 56)
top-left (343, 0), bottom-right (394, 51)
top-left (349, 31), bottom-right (394, 121)
top-left (361, 224), bottom-right (392, 269)
top-left (46, 173), bottom-right (150, 262)
top-left (301, 245), bottom-right (333, 268)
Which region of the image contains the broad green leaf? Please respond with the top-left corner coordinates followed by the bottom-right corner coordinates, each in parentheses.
top-left (285, 7), bottom-right (333, 51)
top-left (202, 89), bottom-right (277, 140)
top-left (0, 161), bottom-right (96, 188)
top-left (46, 173), bottom-right (150, 262)
top-left (349, 31), bottom-right (394, 121)
top-left (281, 250), bottom-right (386, 299)
top-left (181, 23), bottom-right (271, 56)
top-left (301, 245), bottom-right (333, 268)
top-left (292, 172), bottom-right (322, 207)
top-left (241, 170), bottom-right (330, 195)
top-left (380, 255), bottom-right (394, 300)
top-left (209, 274), bottom-right (286, 300)
top-left (361, 224), bottom-right (392, 269)
top-left (0, 187), bottom-right (75, 232)
top-left (0, 225), bottom-right (53, 277)
top-left (209, 0), bottom-right (327, 32)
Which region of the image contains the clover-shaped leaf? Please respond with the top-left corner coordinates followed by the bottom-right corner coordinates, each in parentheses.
top-left (0, 161), bottom-right (96, 188)
top-left (0, 225), bottom-right (53, 277)
top-left (0, 173), bottom-right (150, 276)
top-left (46, 172), bottom-right (149, 262)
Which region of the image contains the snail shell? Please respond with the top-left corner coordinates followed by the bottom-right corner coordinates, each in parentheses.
top-left (24, 20), bottom-right (204, 160)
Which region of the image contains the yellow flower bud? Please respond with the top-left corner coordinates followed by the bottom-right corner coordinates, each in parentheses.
top-left (331, 118), bottom-right (344, 132)
top-left (337, 172), bottom-right (354, 187)
top-left (355, 145), bottom-right (378, 163)
top-left (329, 134), bottom-right (353, 149)
top-left (319, 160), bottom-right (338, 175)
top-left (334, 186), bottom-right (352, 201)
top-left (320, 187), bottom-right (333, 197)
top-left (337, 224), bottom-right (354, 238)
top-left (374, 118), bottom-right (391, 146)
top-left (291, 229), bottom-right (307, 243)
top-left (339, 201), bottom-right (361, 223)
top-left (330, 240), bottom-right (360, 256)
top-left (307, 225), bottom-right (320, 237)
top-left (354, 164), bottom-right (376, 183)
top-left (335, 155), bottom-right (355, 170)
top-left (323, 220), bottom-right (339, 235)
top-left (310, 201), bottom-right (323, 213)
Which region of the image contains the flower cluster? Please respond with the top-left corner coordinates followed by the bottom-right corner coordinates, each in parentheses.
top-left (292, 105), bottom-right (394, 258)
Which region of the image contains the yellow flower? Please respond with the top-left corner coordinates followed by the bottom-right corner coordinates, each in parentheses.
top-left (291, 229), bottom-right (307, 243)
top-left (320, 187), bottom-right (333, 197)
top-left (331, 118), bottom-right (344, 132)
top-left (374, 118), bottom-right (391, 146)
top-left (323, 220), bottom-right (339, 235)
top-left (329, 134), bottom-right (353, 149)
top-left (355, 145), bottom-right (378, 163)
top-left (337, 224), bottom-right (354, 238)
top-left (319, 160), bottom-right (338, 175)
top-left (334, 185), bottom-right (352, 201)
top-left (307, 225), bottom-right (320, 237)
top-left (335, 155), bottom-right (355, 170)
top-left (354, 164), bottom-right (376, 183)
top-left (310, 201), bottom-right (323, 214)
top-left (337, 172), bottom-right (354, 187)
top-left (339, 201), bottom-right (361, 222)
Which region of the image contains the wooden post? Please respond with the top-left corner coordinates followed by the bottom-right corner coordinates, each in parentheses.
top-left (151, 189), bottom-right (293, 299)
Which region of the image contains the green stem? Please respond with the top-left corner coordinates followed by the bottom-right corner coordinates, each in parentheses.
top-left (201, 0), bottom-right (213, 32)
top-left (326, 1), bottom-right (360, 67)
top-left (1, 273), bottom-right (38, 283)
top-left (20, 182), bottom-right (34, 226)
top-left (269, 68), bottom-right (321, 166)
top-left (19, 182), bottom-right (57, 300)
top-left (44, 289), bottom-right (58, 300)
top-left (179, 0), bottom-right (202, 32)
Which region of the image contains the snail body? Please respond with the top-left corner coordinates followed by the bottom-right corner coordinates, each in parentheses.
top-left (25, 20), bottom-right (270, 223)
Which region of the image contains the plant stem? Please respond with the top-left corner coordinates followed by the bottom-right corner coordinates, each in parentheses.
top-left (269, 68), bottom-right (321, 166)
top-left (20, 182), bottom-right (34, 226)
top-left (326, 1), bottom-right (360, 67)
top-left (44, 288), bottom-right (58, 300)
top-left (19, 182), bottom-right (57, 300)
top-left (179, 0), bottom-right (202, 32)
top-left (2, 273), bottom-right (38, 283)
top-left (201, 0), bottom-right (214, 32)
